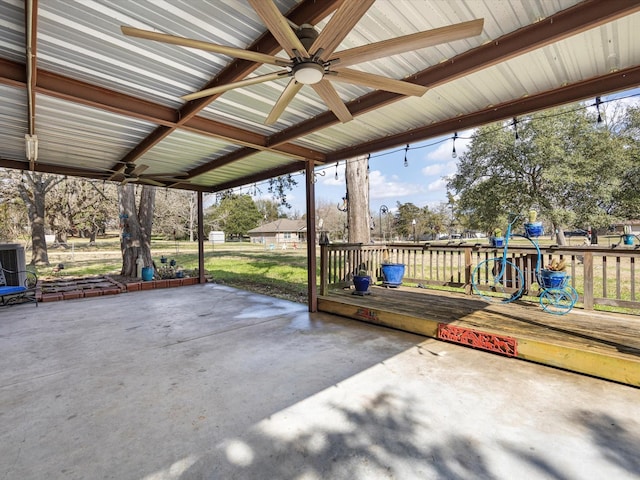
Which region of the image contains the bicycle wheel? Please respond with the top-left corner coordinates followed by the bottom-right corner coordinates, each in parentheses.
top-left (472, 258), bottom-right (524, 303)
top-left (539, 288), bottom-right (575, 315)
top-left (565, 285), bottom-right (579, 305)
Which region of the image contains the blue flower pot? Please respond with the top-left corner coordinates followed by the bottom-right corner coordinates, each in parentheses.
top-left (353, 275), bottom-right (371, 295)
top-left (623, 234), bottom-right (634, 245)
top-left (141, 266), bottom-right (154, 281)
top-left (524, 222), bottom-right (544, 237)
top-left (491, 237), bottom-right (504, 247)
top-left (381, 263), bottom-right (405, 287)
top-left (540, 270), bottom-right (567, 288)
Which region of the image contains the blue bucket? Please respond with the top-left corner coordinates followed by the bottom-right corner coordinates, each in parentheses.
top-left (141, 266), bottom-right (154, 281)
top-left (540, 270), bottom-right (566, 288)
top-left (525, 222), bottom-right (544, 237)
top-left (381, 263), bottom-right (405, 286)
top-left (623, 234), bottom-right (634, 245)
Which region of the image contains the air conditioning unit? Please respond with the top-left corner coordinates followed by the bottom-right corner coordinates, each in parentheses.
top-left (0, 244), bottom-right (27, 286)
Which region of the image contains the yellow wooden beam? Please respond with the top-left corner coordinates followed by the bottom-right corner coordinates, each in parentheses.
top-left (517, 338), bottom-right (640, 388)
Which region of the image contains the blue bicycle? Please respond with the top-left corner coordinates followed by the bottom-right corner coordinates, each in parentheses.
top-left (471, 214), bottom-right (579, 315)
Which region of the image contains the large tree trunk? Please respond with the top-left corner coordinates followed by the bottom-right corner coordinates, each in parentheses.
top-left (17, 172), bottom-right (63, 265)
top-left (119, 184), bottom-right (155, 277)
top-left (345, 155), bottom-right (371, 244)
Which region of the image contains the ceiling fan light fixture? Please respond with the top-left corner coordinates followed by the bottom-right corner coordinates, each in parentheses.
top-left (293, 62), bottom-right (324, 84)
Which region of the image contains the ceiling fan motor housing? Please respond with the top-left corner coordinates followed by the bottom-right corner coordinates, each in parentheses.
top-left (292, 24), bottom-right (324, 84)
top-left (297, 24), bottom-right (318, 52)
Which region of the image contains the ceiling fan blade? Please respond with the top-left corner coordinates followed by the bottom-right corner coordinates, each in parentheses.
top-left (248, 0), bottom-right (309, 58)
top-left (310, 0), bottom-right (374, 57)
top-left (335, 19), bottom-right (484, 68)
top-left (265, 79), bottom-right (304, 125)
top-left (328, 69), bottom-right (427, 97)
top-left (138, 172), bottom-right (188, 178)
top-left (130, 164), bottom-right (149, 176)
top-left (182, 70), bottom-right (291, 101)
top-left (311, 80), bottom-right (353, 123)
top-left (139, 178), bottom-right (166, 187)
top-left (121, 26), bottom-right (287, 66)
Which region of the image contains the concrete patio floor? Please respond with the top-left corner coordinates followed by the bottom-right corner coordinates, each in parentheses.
top-left (1, 284), bottom-right (639, 480)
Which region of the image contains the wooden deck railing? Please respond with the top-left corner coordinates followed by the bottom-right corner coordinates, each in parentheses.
top-left (319, 242), bottom-right (640, 313)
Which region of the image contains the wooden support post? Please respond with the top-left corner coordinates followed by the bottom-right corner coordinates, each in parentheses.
top-left (583, 251), bottom-right (593, 310)
top-left (464, 246), bottom-right (472, 295)
top-left (197, 191), bottom-right (205, 284)
top-left (305, 160), bottom-right (317, 312)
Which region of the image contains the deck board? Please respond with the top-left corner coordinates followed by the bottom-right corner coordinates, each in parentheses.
top-left (318, 285), bottom-right (640, 386)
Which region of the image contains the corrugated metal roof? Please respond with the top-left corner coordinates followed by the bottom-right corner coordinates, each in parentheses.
top-left (1, 0), bottom-right (639, 191)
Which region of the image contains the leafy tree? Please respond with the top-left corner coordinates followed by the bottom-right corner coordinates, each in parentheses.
top-left (316, 198), bottom-right (347, 242)
top-left (206, 193), bottom-right (261, 239)
top-left (0, 178), bottom-right (28, 242)
top-left (268, 174), bottom-right (298, 209)
top-left (448, 105), bottom-right (631, 242)
top-left (16, 172), bottom-right (65, 265)
top-left (255, 199), bottom-right (281, 223)
top-left (393, 203), bottom-right (446, 240)
top-left (614, 105), bottom-right (640, 219)
top-left (394, 202), bottom-right (421, 239)
top-left (47, 178), bottom-right (117, 245)
top-left (153, 189), bottom-right (196, 240)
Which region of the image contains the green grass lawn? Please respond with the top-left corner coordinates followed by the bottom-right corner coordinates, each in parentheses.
top-left (37, 237), bottom-right (315, 303)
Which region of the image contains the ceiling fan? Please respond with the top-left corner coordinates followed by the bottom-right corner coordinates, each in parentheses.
top-left (110, 163), bottom-right (188, 187)
top-left (122, 0), bottom-right (483, 125)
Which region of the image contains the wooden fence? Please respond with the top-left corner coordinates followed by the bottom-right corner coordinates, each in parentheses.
top-left (319, 242), bottom-right (640, 313)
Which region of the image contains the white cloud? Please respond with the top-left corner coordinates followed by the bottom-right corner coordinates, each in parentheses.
top-left (369, 169), bottom-right (423, 199)
top-left (420, 129), bottom-right (474, 178)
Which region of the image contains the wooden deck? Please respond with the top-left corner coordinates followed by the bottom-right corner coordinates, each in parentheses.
top-left (318, 285), bottom-right (640, 388)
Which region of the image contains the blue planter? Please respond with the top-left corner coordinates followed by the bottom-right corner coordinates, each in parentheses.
top-left (623, 234), bottom-right (634, 245)
top-left (353, 275), bottom-right (371, 295)
top-left (490, 237), bottom-right (504, 248)
top-left (524, 222), bottom-right (544, 237)
top-left (540, 269), bottom-right (567, 288)
top-left (141, 266), bottom-right (154, 281)
top-left (381, 263), bottom-right (405, 287)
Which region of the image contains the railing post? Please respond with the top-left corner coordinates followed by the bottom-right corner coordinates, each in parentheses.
top-left (464, 246), bottom-right (472, 295)
top-left (320, 244), bottom-right (328, 296)
top-left (583, 251), bottom-right (594, 310)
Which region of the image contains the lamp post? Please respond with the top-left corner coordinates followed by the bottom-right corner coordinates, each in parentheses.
top-left (379, 205), bottom-right (388, 241)
top-left (412, 219), bottom-right (417, 243)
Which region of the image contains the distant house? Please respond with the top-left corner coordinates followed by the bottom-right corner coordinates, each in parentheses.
top-left (247, 219), bottom-right (306, 247)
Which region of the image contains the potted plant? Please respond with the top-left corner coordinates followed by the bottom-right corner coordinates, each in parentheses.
top-left (490, 228), bottom-right (504, 247)
top-left (381, 261), bottom-right (405, 287)
top-left (353, 269), bottom-right (371, 295)
top-left (540, 258), bottom-right (567, 288)
top-left (524, 210), bottom-right (544, 237)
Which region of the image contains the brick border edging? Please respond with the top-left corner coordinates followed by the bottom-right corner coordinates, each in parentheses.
top-left (37, 276), bottom-right (201, 302)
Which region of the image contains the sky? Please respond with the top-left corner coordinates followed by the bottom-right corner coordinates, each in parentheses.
top-left (245, 88), bottom-right (640, 217)
top-left (248, 129), bottom-right (474, 217)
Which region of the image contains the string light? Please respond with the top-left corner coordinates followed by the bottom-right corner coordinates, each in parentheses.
top-left (403, 144), bottom-right (409, 167)
top-left (452, 132), bottom-right (458, 158)
top-left (367, 153), bottom-right (370, 173)
top-left (240, 91), bottom-right (638, 197)
top-left (595, 96), bottom-right (604, 128)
